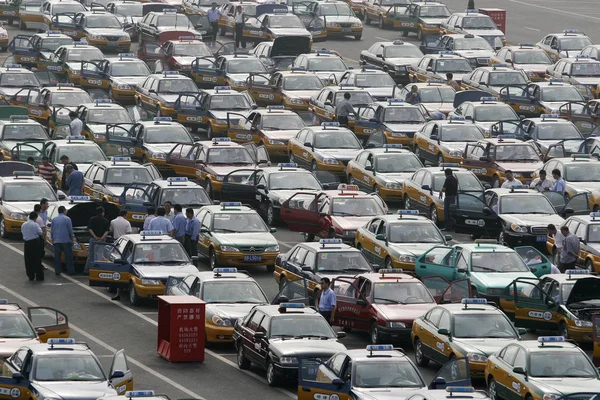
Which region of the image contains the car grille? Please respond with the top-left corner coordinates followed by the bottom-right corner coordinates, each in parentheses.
top-left (339, 22), bottom-right (352, 28)
top-left (531, 226), bottom-right (547, 235)
top-left (239, 246), bottom-right (266, 253)
top-left (477, 58), bottom-right (490, 65)
top-left (105, 36), bottom-right (122, 41)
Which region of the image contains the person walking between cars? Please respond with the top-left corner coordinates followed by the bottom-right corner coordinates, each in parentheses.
top-left (149, 207), bottom-right (175, 236)
top-left (560, 225), bottom-right (580, 273)
top-left (172, 204), bottom-right (187, 244)
top-left (143, 206), bottom-right (156, 231)
top-left (69, 111), bottom-right (83, 136)
top-left (319, 277), bottom-right (336, 325)
top-left (184, 207), bottom-right (200, 264)
top-left (39, 198), bottom-right (49, 226)
top-left (336, 92), bottom-right (354, 127)
top-left (38, 156), bottom-right (57, 189)
top-left (446, 73), bottom-right (460, 91)
top-left (405, 85), bottom-right (421, 105)
top-left (207, 2), bottom-right (221, 46)
top-left (547, 224), bottom-right (564, 271)
top-left (501, 170), bottom-right (522, 188)
top-left (51, 206), bottom-right (75, 276)
top-left (234, 5), bottom-right (246, 49)
top-left (85, 206), bottom-right (110, 274)
top-left (65, 164), bottom-right (84, 196)
top-left (552, 168), bottom-right (565, 194)
top-left (60, 155), bottom-right (77, 192)
top-left (440, 168), bottom-right (458, 232)
top-left (110, 210), bottom-right (131, 301)
top-left (22, 212), bottom-right (44, 281)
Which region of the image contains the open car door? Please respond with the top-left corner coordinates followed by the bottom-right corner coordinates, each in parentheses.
top-left (143, 162), bottom-right (162, 180)
top-left (414, 246), bottom-right (457, 281)
top-left (227, 112), bottom-right (255, 143)
top-left (297, 357), bottom-right (352, 400)
top-left (428, 357), bottom-right (471, 389)
top-left (165, 275), bottom-right (199, 296)
top-left (191, 57), bottom-right (226, 87)
top-left (88, 242), bottom-right (132, 289)
top-left (7, 35), bottom-right (36, 66)
top-left (35, 70), bottom-right (59, 87)
top-left (452, 90), bottom-right (489, 108)
top-left (0, 161), bottom-right (35, 176)
top-left (101, 123), bottom-right (140, 159)
top-left (514, 246), bottom-right (552, 277)
top-left (280, 192), bottom-right (321, 234)
top-left (109, 349), bottom-right (133, 394)
top-left (542, 192), bottom-right (590, 217)
top-left (498, 86), bottom-right (538, 117)
top-left (174, 92), bottom-right (204, 126)
top-left (11, 142), bottom-right (45, 164)
top-left (81, 60), bottom-right (110, 89)
top-left (27, 307), bottom-right (69, 342)
top-left (50, 12), bottom-right (79, 37)
top-left (452, 193), bottom-right (502, 237)
top-left (246, 73), bottom-right (281, 106)
top-left (0, 359), bottom-right (35, 400)
top-left (271, 277), bottom-right (312, 305)
top-left (242, 142), bottom-right (270, 165)
top-left (499, 277), bottom-right (558, 330)
top-left (221, 168), bottom-right (261, 206)
top-left (314, 170), bottom-right (340, 190)
top-left (419, 35), bottom-right (444, 54)
top-left (119, 182), bottom-right (154, 227)
top-left (489, 120), bottom-right (523, 137)
top-left (421, 276), bottom-right (471, 304)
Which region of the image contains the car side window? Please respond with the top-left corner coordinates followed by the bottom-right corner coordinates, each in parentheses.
top-left (292, 247), bottom-right (308, 265)
top-left (543, 35), bottom-right (553, 46)
top-left (10, 349), bottom-right (28, 370)
top-left (575, 222), bottom-right (586, 239)
top-left (437, 311), bottom-right (450, 330)
top-left (247, 310), bottom-right (264, 331)
top-left (456, 252), bottom-right (468, 270)
top-left (328, 354), bottom-right (346, 376)
top-left (513, 349), bottom-right (526, 369)
top-left (201, 212), bottom-right (211, 228)
top-left (368, 219), bottom-right (380, 233)
top-left (426, 308), bottom-right (443, 326)
top-left (304, 251), bottom-right (316, 270)
top-left (93, 167), bottom-right (104, 183)
top-left (376, 220), bottom-right (386, 235)
top-left (501, 345), bottom-right (519, 365)
top-left (257, 315), bottom-right (269, 334)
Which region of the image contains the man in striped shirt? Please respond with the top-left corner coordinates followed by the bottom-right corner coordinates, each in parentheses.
top-left (38, 156), bottom-right (56, 187)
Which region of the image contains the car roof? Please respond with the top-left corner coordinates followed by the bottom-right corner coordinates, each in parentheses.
top-left (43, 86), bottom-right (88, 93)
top-left (79, 102), bottom-right (126, 109)
top-left (378, 213), bottom-right (433, 223)
top-left (252, 108), bottom-right (298, 116)
top-left (194, 270), bottom-right (256, 282)
top-left (34, 32), bottom-right (73, 40)
top-left (150, 178), bottom-right (202, 189)
top-left (436, 302), bottom-right (505, 314)
top-left (368, 148), bottom-right (412, 155)
top-left (202, 204), bottom-right (255, 214)
top-left (121, 233), bottom-right (181, 244)
top-left (199, 139), bottom-right (245, 148)
top-left (148, 73), bottom-right (194, 80)
top-left (92, 160), bottom-right (144, 168)
top-left (256, 304), bottom-right (320, 317)
top-left (298, 241), bottom-right (360, 252)
top-left (359, 272), bottom-right (420, 283)
top-left (458, 242), bottom-right (517, 252)
top-left (26, 342), bottom-right (94, 355)
top-left (519, 339), bottom-right (580, 352)
top-left (486, 188), bottom-right (541, 196)
top-left (372, 101), bottom-right (420, 109)
top-left (541, 272), bottom-right (600, 284)
top-left (342, 348), bottom-right (410, 362)
top-left (0, 118), bottom-right (42, 125)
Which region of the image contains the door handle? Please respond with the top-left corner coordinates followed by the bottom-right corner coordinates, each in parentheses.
top-left (302, 387), bottom-right (311, 392)
top-left (59, 330), bottom-right (67, 334)
top-left (420, 265), bottom-right (426, 268)
top-left (508, 374), bottom-right (512, 379)
top-left (419, 326), bottom-right (424, 331)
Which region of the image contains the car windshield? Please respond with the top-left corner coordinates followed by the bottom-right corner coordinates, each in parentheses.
top-left (110, 61), bottom-right (151, 76)
top-left (513, 50), bottom-right (551, 64)
top-left (499, 195), bottom-right (556, 214)
top-left (419, 5), bottom-right (449, 17)
top-left (86, 15), bottom-right (122, 28)
top-left (530, 352), bottom-right (597, 378)
top-left (471, 251), bottom-right (531, 273)
top-left (537, 122), bottom-right (582, 140)
top-left (383, 45), bottom-right (423, 59)
top-left (267, 15), bottom-right (304, 29)
top-left (40, 37), bottom-right (74, 52)
top-left (435, 58), bottom-right (473, 73)
top-left (133, 242), bottom-right (189, 263)
top-left (375, 154), bottom-right (422, 173)
top-left (319, 3), bottom-right (353, 15)
top-left (565, 163), bottom-right (600, 182)
top-left (172, 43), bottom-right (212, 57)
top-left (52, 3), bottom-right (85, 13)
top-left (417, 86), bottom-right (456, 102)
top-left (0, 72), bottom-right (39, 88)
top-left (0, 314), bottom-right (36, 338)
top-left (474, 105), bottom-right (518, 121)
top-left (208, 94), bottom-right (252, 110)
top-left (561, 282), bottom-right (575, 302)
top-left (202, 281), bottom-right (267, 303)
top-left (2, 124), bottom-right (48, 140)
top-left (226, 58), bottom-right (267, 74)
top-left (158, 187), bottom-right (210, 206)
top-left (212, 212), bottom-right (268, 232)
top-left (315, 131), bottom-right (361, 149)
top-left (354, 73), bottom-right (395, 88)
top-left (157, 14), bottom-right (192, 28)
top-left (388, 221), bottom-right (444, 243)
top-left (145, 126), bottom-right (192, 144)
top-left (453, 313), bottom-right (517, 338)
top-left (87, 108), bottom-right (132, 124)
top-left (454, 37), bottom-right (493, 51)
top-left (334, 92), bottom-right (373, 106)
top-left (282, 75), bottom-right (324, 90)
top-left (3, 182), bottom-right (56, 201)
top-left (354, 360), bottom-right (424, 388)
top-left (307, 57), bottom-right (347, 72)
top-left (65, 48), bottom-right (104, 62)
top-left (207, 147), bottom-right (254, 164)
top-left (270, 315), bottom-right (335, 338)
top-left (383, 107), bottom-right (425, 123)
top-left (57, 145), bottom-right (106, 163)
top-left (106, 167), bottom-right (152, 185)
top-left (570, 62), bottom-right (600, 76)
top-left (489, 72), bottom-right (528, 86)
top-left (372, 282), bottom-right (434, 304)
top-left (559, 37), bottom-right (593, 51)
top-left (541, 86), bottom-right (585, 102)
top-left (262, 114), bottom-right (305, 130)
top-left (493, 144), bottom-right (540, 161)
top-left (462, 16), bottom-right (496, 29)
top-left (158, 79), bottom-right (198, 94)
top-left (440, 125), bottom-right (484, 141)
top-left (50, 92), bottom-right (92, 106)
top-left (268, 172), bottom-right (321, 190)
top-left (433, 172), bottom-right (483, 192)
top-left (115, 3), bottom-right (143, 16)
top-left (34, 354), bottom-right (105, 381)
top-left (331, 197), bottom-right (383, 216)
top-left (316, 251), bottom-right (371, 272)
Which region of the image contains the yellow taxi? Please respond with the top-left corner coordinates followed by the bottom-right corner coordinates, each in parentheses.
top-left (536, 30), bottom-right (593, 62)
top-left (409, 52), bottom-right (473, 84)
top-left (489, 44), bottom-right (553, 82)
top-left (134, 70), bottom-right (199, 119)
top-left (308, 84), bottom-right (374, 128)
top-left (217, 2), bottom-right (256, 37)
top-left (545, 55), bottom-right (600, 99)
top-left (362, 0), bottom-right (410, 28)
top-left (393, 1), bottom-right (450, 39)
top-left (546, 213), bottom-right (600, 272)
top-left (75, 99), bottom-right (134, 143)
top-left (8, 31), bottom-right (73, 69)
top-left (45, 42), bottom-right (105, 85)
top-left (459, 65), bottom-right (529, 96)
top-left (411, 298), bottom-right (524, 377)
top-left (0, 64), bottom-right (40, 101)
top-left (19, 0), bottom-right (85, 32)
top-left (439, 10), bottom-right (505, 48)
top-left (0, 114), bottom-right (49, 161)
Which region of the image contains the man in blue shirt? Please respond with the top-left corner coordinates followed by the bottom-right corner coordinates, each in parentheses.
top-left (50, 206), bottom-right (75, 275)
top-left (148, 207), bottom-right (175, 235)
top-left (207, 3), bottom-right (221, 45)
top-left (21, 211), bottom-right (44, 281)
top-left (318, 277), bottom-right (337, 325)
top-left (552, 168), bottom-right (565, 194)
top-left (39, 198), bottom-right (49, 225)
top-left (65, 164), bottom-right (84, 196)
top-left (172, 204), bottom-right (187, 243)
top-left (184, 207), bottom-right (200, 263)
top-left (405, 86), bottom-right (421, 105)
top-left (143, 206), bottom-right (156, 231)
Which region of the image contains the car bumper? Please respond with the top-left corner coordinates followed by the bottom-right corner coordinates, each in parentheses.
top-left (377, 325), bottom-right (412, 341)
top-left (87, 40), bottom-right (131, 53)
top-left (503, 231), bottom-right (548, 251)
top-left (387, 70), bottom-right (411, 84)
top-left (315, 163), bottom-right (346, 176)
top-left (111, 88), bottom-right (136, 102)
top-left (273, 363), bottom-right (299, 380)
top-left (566, 324), bottom-right (593, 342)
top-left (326, 26), bottom-right (362, 37)
top-left (283, 99), bottom-right (309, 111)
top-left (205, 323), bottom-right (234, 343)
top-left (263, 143), bottom-right (289, 158)
top-left (215, 251), bottom-right (278, 267)
top-left (390, 259), bottom-right (416, 271)
top-left (378, 187), bottom-right (404, 202)
top-left (134, 280), bottom-right (166, 298)
top-left (470, 361), bottom-right (487, 377)
top-left (333, 231), bottom-right (357, 244)
top-left (4, 217), bottom-right (25, 234)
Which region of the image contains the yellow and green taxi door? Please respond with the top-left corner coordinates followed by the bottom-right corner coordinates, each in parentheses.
top-left (87, 241), bottom-right (132, 290)
top-left (80, 60), bottom-right (110, 90)
top-left (0, 361), bottom-right (37, 400)
top-left (297, 358), bottom-right (352, 400)
top-left (109, 349), bottom-right (134, 394)
top-left (191, 56), bottom-right (226, 88)
top-left (246, 73), bottom-right (281, 106)
top-left (26, 307), bottom-right (70, 342)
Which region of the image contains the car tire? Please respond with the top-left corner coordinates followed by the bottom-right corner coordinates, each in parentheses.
top-left (205, 179), bottom-right (213, 199)
top-left (267, 203), bottom-right (275, 226)
top-left (370, 322), bottom-right (380, 344)
top-left (385, 257), bottom-right (393, 270)
top-left (559, 321), bottom-right (569, 339)
top-left (401, 29), bottom-right (408, 37)
top-left (209, 248), bottom-right (219, 270)
top-left (414, 146), bottom-right (424, 163)
top-left (492, 175), bottom-right (501, 188)
top-left (303, 232), bottom-right (315, 242)
top-left (586, 259), bottom-right (594, 272)
top-left (488, 377), bottom-right (499, 400)
top-left (414, 338), bottom-right (429, 367)
top-left (378, 16), bottom-right (384, 29)
top-left (266, 263), bottom-right (275, 273)
top-left (404, 194), bottom-right (411, 210)
top-left (311, 160), bottom-right (318, 172)
top-left (437, 153), bottom-right (444, 166)
top-left (19, 19), bottom-right (25, 30)
top-left (430, 204), bottom-right (439, 225)
top-left (0, 216), bottom-right (7, 239)
top-left (498, 231), bottom-right (507, 246)
top-left (237, 344), bottom-right (251, 369)
top-left (417, 27), bottom-right (423, 40)
top-left (266, 360), bottom-right (279, 386)
top-left (128, 282), bottom-right (141, 306)
top-left (207, 125), bottom-right (214, 139)
top-left (354, 34), bottom-right (361, 40)
top-left (373, 184), bottom-right (380, 195)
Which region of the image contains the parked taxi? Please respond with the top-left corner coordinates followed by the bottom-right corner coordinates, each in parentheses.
top-left (489, 44), bottom-right (553, 82)
top-left (359, 39), bottom-right (423, 85)
top-left (409, 51), bottom-right (473, 84)
top-left (19, 0), bottom-right (85, 32)
top-left (308, 84), bottom-right (374, 129)
top-left (440, 10), bottom-right (505, 49)
top-left (545, 55), bottom-right (600, 99)
top-left (460, 65), bottom-right (529, 97)
top-left (8, 31), bottom-right (73, 68)
top-left (536, 29), bottom-right (593, 61)
top-left (0, 64), bottom-right (40, 101)
top-left (546, 214), bottom-right (600, 272)
top-left (134, 71), bottom-right (199, 119)
top-left (396, 82), bottom-right (456, 115)
top-left (394, 1), bottom-right (450, 40)
top-left (44, 43), bottom-right (105, 85)
top-left (76, 100), bottom-right (134, 142)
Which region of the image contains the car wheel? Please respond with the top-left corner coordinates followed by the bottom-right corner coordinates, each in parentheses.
top-left (289, 153), bottom-right (296, 164)
top-left (266, 263), bottom-right (275, 273)
top-left (488, 377), bottom-right (499, 400)
top-left (237, 345), bottom-right (251, 369)
top-left (0, 216), bottom-right (7, 239)
top-left (312, 114), bottom-right (320, 125)
top-left (404, 194), bottom-right (411, 210)
top-left (417, 27), bottom-right (423, 40)
top-left (498, 231), bottom-right (507, 246)
top-left (370, 322), bottom-right (380, 344)
top-left (586, 259), bottom-right (594, 272)
top-left (437, 153), bottom-right (444, 166)
top-left (373, 184), bottom-right (380, 195)
top-left (354, 34), bottom-right (362, 40)
top-left (311, 160), bottom-right (318, 172)
top-left (205, 179), bottom-right (213, 199)
top-left (414, 338), bottom-right (429, 367)
top-left (266, 360), bottom-right (279, 386)
top-left (207, 125), bottom-right (214, 139)
top-left (414, 146), bottom-right (424, 163)
top-left (430, 204), bottom-right (439, 225)
top-left (378, 16), bottom-right (384, 29)
top-left (267, 203), bottom-right (275, 226)
top-left (303, 232), bottom-right (315, 242)
top-left (492, 175), bottom-right (501, 188)
top-left (209, 248), bottom-right (219, 270)
top-left (401, 29), bottom-right (408, 37)
top-left (385, 257), bottom-right (393, 270)
top-left (128, 282), bottom-right (141, 306)
top-left (220, 27), bottom-right (226, 36)
top-left (559, 321), bottom-right (569, 339)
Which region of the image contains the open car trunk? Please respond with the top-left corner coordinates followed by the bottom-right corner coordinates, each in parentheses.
top-left (271, 36), bottom-right (311, 57)
top-left (67, 201), bottom-right (120, 243)
top-left (565, 277), bottom-right (600, 322)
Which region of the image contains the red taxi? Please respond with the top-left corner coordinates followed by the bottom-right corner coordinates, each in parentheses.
top-left (279, 184), bottom-right (388, 243)
top-left (153, 36), bottom-right (213, 74)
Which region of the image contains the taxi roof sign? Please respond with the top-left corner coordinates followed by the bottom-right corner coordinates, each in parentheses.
top-left (497, 134), bottom-right (516, 140)
top-left (387, 98), bottom-right (403, 104)
top-left (563, 29), bottom-right (578, 34)
top-left (439, 51), bottom-right (455, 55)
top-left (398, 210), bottom-right (419, 215)
top-left (0, 300), bottom-right (7, 304)
top-left (291, 66), bottom-right (306, 72)
top-left (566, 269), bottom-right (589, 278)
top-left (221, 202), bottom-right (242, 208)
top-left (212, 137), bottom-right (231, 143)
top-left (48, 338), bottom-right (76, 344)
top-left (4, 64), bottom-right (22, 69)
top-left (268, 105), bottom-right (285, 112)
top-left (46, 30), bottom-right (62, 35)
top-left (540, 114), bottom-right (559, 119)
top-left (178, 35), bottom-right (201, 40)
top-left (111, 156), bottom-right (131, 164)
top-left (462, 298), bottom-right (487, 304)
top-left (392, 40), bottom-right (404, 45)
top-left (338, 184), bottom-right (359, 192)
top-left (154, 117), bottom-right (172, 123)
top-left (163, 70), bottom-right (179, 76)
top-left (214, 268), bottom-right (237, 274)
top-left (10, 115), bottom-right (29, 121)
top-left (321, 122), bottom-right (340, 129)
top-left (69, 196), bottom-right (90, 202)
top-left (549, 78), bottom-right (564, 84)
top-left (320, 238), bottom-right (342, 247)
top-left (480, 97), bottom-right (498, 102)
top-left (572, 153), bottom-right (590, 159)
top-left (57, 82), bottom-right (74, 87)
top-left (278, 162), bottom-right (297, 169)
top-left (316, 50), bottom-right (331, 55)
top-left (465, 8), bottom-right (478, 12)
top-left (126, 392), bottom-right (156, 398)
top-left (95, 99), bottom-right (112, 104)
top-left (215, 86), bottom-right (231, 92)
top-left (118, 53), bottom-right (135, 58)
top-left (167, 177), bottom-right (188, 184)
top-left (492, 64), bottom-right (509, 69)
top-left (66, 135), bottom-right (85, 141)
top-left (575, 54), bottom-right (590, 59)
top-left (384, 144), bottom-right (403, 151)
top-left (163, 8), bottom-right (177, 12)
top-left (590, 212), bottom-right (600, 220)
top-left (446, 387), bottom-right (475, 394)
top-left (439, 163), bottom-right (461, 168)
top-left (14, 171), bottom-right (34, 177)
top-left (519, 43), bottom-right (533, 47)
top-left (538, 336), bottom-right (565, 345)
top-left (140, 230), bottom-right (163, 236)
top-left (366, 344), bottom-right (393, 352)
top-left (449, 116), bottom-right (466, 122)
top-left (278, 302), bottom-right (305, 313)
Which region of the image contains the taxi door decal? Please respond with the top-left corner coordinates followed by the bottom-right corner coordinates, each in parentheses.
top-left (102, 124), bottom-right (141, 159)
top-left (246, 74), bottom-right (281, 106)
top-left (26, 307), bottom-right (69, 342)
top-left (88, 242), bottom-right (131, 289)
top-left (428, 358), bottom-right (471, 389)
top-left (109, 349), bottom-right (134, 394)
top-left (297, 358), bottom-right (351, 400)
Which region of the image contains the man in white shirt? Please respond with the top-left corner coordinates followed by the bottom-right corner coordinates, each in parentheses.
top-left (143, 207), bottom-right (156, 231)
top-left (164, 201), bottom-right (175, 222)
top-left (547, 224), bottom-right (564, 271)
top-left (501, 170), bottom-right (523, 188)
top-left (69, 111), bottom-right (83, 136)
top-left (110, 210), bottom-right (132, 239)
top-left (530, 169), bottom-right (553, 192)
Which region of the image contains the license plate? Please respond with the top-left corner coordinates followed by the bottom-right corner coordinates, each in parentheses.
top-left (244, 255), bottom-right (262, 262)
top-left (199, 30), bottom-right (207, 35)
top-left (536, 235), bottom-right (547, 242)
top-left (342, 28), bottom-right (351, 32)
top-left (108, 41), bottom-right (119, 46)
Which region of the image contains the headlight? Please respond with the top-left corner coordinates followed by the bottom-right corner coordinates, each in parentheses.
top-left (72, 241), bottom-right (82, 251)
top-left (526, 70), bottom-right (536, 78)
top-left (279, 356), bottom-right (298, 365)
top-left (321, 158), bottom-right (339, 165)
top-left (215, 175), bottom-right (224, 181)
top-left (0, 32), bottom-right (8, 38)
top-left (390, 131), bottom-right (406, 137)
top-left (211, 314), bottom-right (232, 326)
top-left (326, 22), bottom-right (339, 27)
top-left (575, 319), bottom-right (593, 327)
top-left (149, 151), bottom-right (166, 159)
top-left (141, 278), bottom-right (161, 285)
top-left (9, 212), bottom-right (27, 220)
top-left (289, 98), bottom-right (304, 105)
top-left (233, 81), bottom-right (246, 87)
top-left (388, 321), bottom-right (406, 328)
top-left (385, 182), bottom-right (402, 189)
top-left (265, 245), bottom-right (280, 252)
top-left (343, 230), bottom-right (355, 236)
top-left (119, 34), bottom-right (130, 40)
top-left (268, 139), bottom-right (285, 145)
top-left (117, 84), bottom-right (131, 90)
top-left (215, 119), bottom-right (227, 125)
top-left (510, 223), bottom-right (528, 233)
top-left (544, 394), bottom-right (561, 400)
top-left (352, 22), bottom-right (362, 27)
top-left (467, 353), bottom-right (488, 363)
top-left (398, 255), bottom-right (416, 263)
top-left (449, 150), bottom-right (463, 157)
top-left (91, 34), bottom-right (104, 40)
top-left (220, 245), bottom-right (239, 252)
top-left (395, 66), bottom-right (406, 71)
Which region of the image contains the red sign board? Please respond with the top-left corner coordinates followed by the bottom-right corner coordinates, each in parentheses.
top-left (478, 8), bottom-right (506, 34)
top-left (157, 295), bottom-right (206, 362)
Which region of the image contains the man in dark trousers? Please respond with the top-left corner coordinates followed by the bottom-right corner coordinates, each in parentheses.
top-left (184, 207), bottom-right (200, 264)
top-left (318, 277), bottom-right (336, 325)
top-left (440, 168), bottom-right (458, 231)
top-left (21, 212), bottom-right (44, 281)
top-left (85, 206), bottom-right (110, 274)
top-left (336, 92), bottom-right (354, 127)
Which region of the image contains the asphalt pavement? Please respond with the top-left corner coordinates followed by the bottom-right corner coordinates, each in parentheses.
top-left (0, 1), bottom-right (598, 398)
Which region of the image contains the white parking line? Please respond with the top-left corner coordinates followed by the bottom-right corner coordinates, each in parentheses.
top-left (508, 0), bottom-right (600, 22)
top-left (0, 240), bottom-right (296, 400)
top-left (524, 27), bottom-right (541, 32)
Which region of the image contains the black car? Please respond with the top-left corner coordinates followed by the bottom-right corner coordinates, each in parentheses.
top-left (233, 303), bottom-right (346, 386)
top-left (359, 40), bottom-right (423, 85)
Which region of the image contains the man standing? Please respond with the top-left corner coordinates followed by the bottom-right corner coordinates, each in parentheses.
top-left (85, 206), bottom-right (110, 273)
top-left (172, 204), bottom-right (187, 244)
top-left (530, 169), bottom-right (553, 192)
top-left (547, 224), bottom-right (564, 270)
top-left (440, 168), bottom-right (458, 232)
top-left (164, 201), bottom-right (175, 222)
top-left (560, 225), bottom-right (580, 272)
top-left (207, 2), bottom-right (221, 46)
top-left (143, 207), bottom-right (156, 231)
top-left (184, 207), bottom-right (200, 262)
top-left (60, 155), bottom-right (77, 191)
top-left (446, 73), bottom-right (460, 91)
top-left (38, 156), bottom-right (56, 187)
top-left (405, 86), bottom-right (421, 104)
top-left (501, 170), bottom-right (523, 188)
top-left (149, 207), bottom-right (175, 235)
top-left (336, 92), bottom-right (354, 127)
top-left (39, 198), bottom-right (49, 226)
top-left (110, 210), bottom-right (132, 240)
top-left (21, 212), bottom-right (44, 281)
top-left (51, 206), bottom-right (75, 276)
top-left (552, 168), bottom-right (566, 194)
top-left (69, 111), bottom-right (83, 136)
top-left (65, 164), bottom-right (84, 196)
top-left (318, 278), bottom-right (336, 325)
top-left (234, 5), bottom-right (246, 49)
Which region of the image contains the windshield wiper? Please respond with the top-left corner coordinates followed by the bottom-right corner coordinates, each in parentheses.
top-left (343, 267), bottom-right (371, 272)
top-left (296, 334), bottom-right (330, 339)
top-left (317, 268), bottom-right (343, 273)
top-left (374, 297), bottom-right (402, 304)
top-left (213, 228), bottom-right (238, 232)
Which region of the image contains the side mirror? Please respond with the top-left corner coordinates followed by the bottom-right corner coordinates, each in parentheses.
top-left (114, 258), bottom-right (128, 265)
top-left (193, 136), bottom-right (201, 141)
top-left (110, 370), bottom-right (125, 379)
top-left (250, 126), bottom-right (258, 131)
top-left (457, 267), bottom-right (467, 274)
top-left (421, 184), bottom-right (431, 191)
top-left (254, 332), bottom-right (265, 340)
top-left (256, 184), bottom-right (266, 190)
top-left (368, 118), bottom-right (378, 123)
top-left (270, 227), bottom-right (277, 233)
top-left (375, 234), bottom-right (386, 241)
top-left (430, 134), bottom-right (438, 141)
top-left (482, 207), bottom-right (493, 215)
top-left (356, 298), bottom-right (366, 306)
top-left (365, 165), bottom-right (373, 171)
top-left (444, 234), bottom-right (453, 241)
top-left (505, 58), bottom-right (512, 63)
top-left (12, 372), bottom-right (23, 381)
top-left (332, 378), bottom-right (344, 386)
top-left (563, 207), bottom-right (574, 215)
top-left (213, 200), bottom-right (221, 205)
top-left (200, 227), bottom-right (210, 233)
top-left (35, 327), bottom-right (46, 335)
top-left (336, 331), bottom-right (346, 339)
top-left (479, 156), bottom-right (490, 162)
top-left (465, 115), bottom-right (473, 120)
top-left (93, 179), bottom-right (102, 184)
top-left (301, 266), bottom-right (312, 272)
top-left (437, 328), bottom-right (450, 336)
top-left (529, 96), bottom-right (536, 101)
top-left (519, 115), bottom-right (525, 120)
top-left (518, 327), bottom-right (527, 335)
top-left (251, 104), bottom-right (258, 109)
top-left (57, 191), bottom-right (66, 200)
top-left (324, 101), bottom-right (332, 107)
top-left (512, 367), bottom-right (526, 375)
top-left (191, 256), bottom-right (199, 262)
top-left (376, 54), bottom-right (382, 58)
top-left (303, 141), bottom-right (313, 148)
top-left (148, 89), bottom-right (156, 94)
top-left (483, 183), bottom-right (492, 190)
top-left (551, 44), bottom-right (558, 50)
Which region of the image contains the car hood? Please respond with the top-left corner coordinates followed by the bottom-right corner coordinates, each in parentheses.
top-left (378, 172), bottom-right (413, 184)
top-left (384, 57), bottom-right (420, 68)
top-left (269, 28), bottom-right (311, 38)
top-left (453, 337), bottom-right (519, 356)
top-left (104, 185), bottom-right (126, 196)
top-left (210, 110), bottom-right (250, 121)
top-left (325, 15), bottom-right (361, 24)
top-left (462, 29), bottom-right (504, 37)
top-left (133, 264), bottom-right (199, 279)
top-left (172, 56), bottom-right (199, 67)
top-left (440, 141), bottom-right (471, 152)
top-left (331, 216), bottom-right (374, 231)
top-left (208, 303), bottom-right (263, 321)
top-left (472, 271), bottom-right (537, 289)
top-left (4, 201), bottom-right (43, 215)
top-left (0, 338), bottom-right (40, 358)
top-left (514, 64), bottom-right (549, 74)
top-left (571, 77), bottom-right (600, 86)
top-left (454, 50), bottom-right (495, 58)
top-left (145, 143), bottom-right (180, 155)
top-left (207, 164), bottom-right (256, 177)
top-left (261, 129), bottom-right (298, 140)
top-left (388, 243), bottom-right (440, 256)
top-left (314, 148), bottom-right (363, 160)
top-left (424, 102), bottom-right (454, 114)
top-left (534, 139), bottom-right (583, 152)
top-left (32, 380), bottom-right (115, 400)
top-left (568, 181), bottom-right (600, 192)
top-left (157, 30), bottom-right (203, 42)
top-left (373, 303), bottom-right (436, 322)
top-left (272, 36), bottom-right (311, 57)
top-left (86, 28), bottom-right (127, 36)
top-left (271, 189), bottom-right (320, 204)
top-left (419, 17), bottom-right (446, 25)
top-left (0, 88), bottom-right (23, 97)
top-left (228, 73), bottom-right (269, 84)
top-left (351, 387), bottom-right (425, 400)
top-left (384, 122), bottom-right (426, 133)
top-left (539, 101), bottom-right (569, 113)
top-left (215, 232), bottom-right (277, 246)
top-left (495, 161), bottom-right (544, 173)
top-left (527, 377), bottom-right (600, 395)
top-left (364, 87), bottom-right (394, 100)
top-left (282, 89), bottom-right (321, 100)
top-left (66, 201), bottom-right (120, 227)
top-left (565, 277), bottom-right (600, 305)
top-left (1, 140), bottom-right (44, 154)
top-left (157, 94), bottom-right (181, 104)
top-left (269, 338), bottom-right (346, 356)
top-left (112, 76), bottom-right (149, 87)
